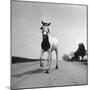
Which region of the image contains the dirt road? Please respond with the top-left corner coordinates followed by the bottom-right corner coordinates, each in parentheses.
top-left (11, 60), bottom-right (87, 89)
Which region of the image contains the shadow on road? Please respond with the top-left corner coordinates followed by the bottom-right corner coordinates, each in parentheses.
top-left (12, 68), bottom-right (43, 78)
top-left (12, 56), bottom-right (45, 64)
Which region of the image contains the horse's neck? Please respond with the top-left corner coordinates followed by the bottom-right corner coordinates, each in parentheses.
top-left (48, 34), bottom-right (53, 42)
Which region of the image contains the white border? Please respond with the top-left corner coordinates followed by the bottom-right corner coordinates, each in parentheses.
top-left (0, 0), bottom-right (89, 90)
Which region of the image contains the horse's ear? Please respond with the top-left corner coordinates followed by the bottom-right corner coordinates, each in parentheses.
top-left (48, 22), bottom-right (51, 26)
top-left (41, 21), bottom-right (44, 25)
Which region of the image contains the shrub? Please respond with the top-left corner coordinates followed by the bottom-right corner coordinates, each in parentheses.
top-left (62, 54), bottom-right (70, 61)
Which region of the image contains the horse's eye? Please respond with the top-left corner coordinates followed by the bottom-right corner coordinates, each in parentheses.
top-left (40, 27), bottom-right (42, 29)
top-left (40, 27), bottom-right (43, 30)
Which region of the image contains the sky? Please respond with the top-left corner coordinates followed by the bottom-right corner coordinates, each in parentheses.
top-left (12, 1), bottom-right (87, 59)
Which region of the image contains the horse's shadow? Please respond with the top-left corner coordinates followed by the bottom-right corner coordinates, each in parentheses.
top-left (12, 68), bottom-right (44, 78)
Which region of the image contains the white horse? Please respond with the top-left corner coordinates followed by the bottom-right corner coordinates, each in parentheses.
top-left (40, 21), bottom-right (59, 73)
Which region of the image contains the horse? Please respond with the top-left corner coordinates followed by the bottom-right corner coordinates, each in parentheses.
top-left (40, 21), bottom-right (59, 73)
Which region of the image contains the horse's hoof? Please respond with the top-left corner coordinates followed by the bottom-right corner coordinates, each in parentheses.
top-left (40, 63), bottom-right (43, 67)
top-left (45, 69), bottom-right (49, 73)
top-left (55, 66), bottom-right (58, 69)
top-left (40, 62), bottom-right (43, 67)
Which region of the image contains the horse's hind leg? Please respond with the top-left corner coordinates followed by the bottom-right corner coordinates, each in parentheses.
top-left (55, 49), bottom-right (59, 69)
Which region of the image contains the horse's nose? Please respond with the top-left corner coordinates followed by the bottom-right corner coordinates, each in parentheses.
top-left (43, 31), bottom-right (47, 35)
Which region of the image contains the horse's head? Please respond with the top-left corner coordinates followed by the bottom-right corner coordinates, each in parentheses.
top-left (40, 21), bottom-right (51, 38)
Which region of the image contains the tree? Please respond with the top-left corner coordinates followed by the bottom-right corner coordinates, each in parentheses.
top-left (71, 43), bottom-right (86, 61)
top-left (77, 43), bottom-right (86, 60)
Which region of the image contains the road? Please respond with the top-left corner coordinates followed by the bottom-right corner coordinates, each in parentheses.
top-left (11, 60), bottom-right (87, 89)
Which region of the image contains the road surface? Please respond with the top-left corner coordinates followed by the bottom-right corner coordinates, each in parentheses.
top-left (11, 60), bottom-right (87, 89)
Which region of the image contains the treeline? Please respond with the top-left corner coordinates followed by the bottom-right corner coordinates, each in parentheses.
top-left (62, 43), bottom-right (87, 62)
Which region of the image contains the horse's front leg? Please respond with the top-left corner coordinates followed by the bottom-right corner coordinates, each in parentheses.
top-left (45, 50), bottom-right (51, 73)
top-left (40, 49), bottom-right (44, 67)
